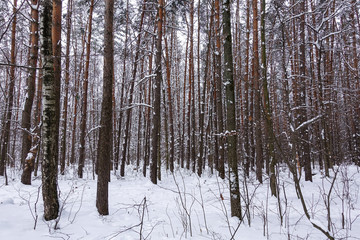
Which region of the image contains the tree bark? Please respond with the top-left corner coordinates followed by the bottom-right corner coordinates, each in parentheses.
top-left (41, 0), bottom-right (59, 221)
top-left (223, 0), bottom-right (241, 219)
top-left (0, 0), bottom-right (17, 178)
top-left (164, 9), bottom-right (175, 173)
top-left (60, 0), bottom-right (73, 174)
top-left (261, 0), bottom-right (277, 195)
top-left (298, 0), bottom-right (312, 181)
top-left (21, 0), bottom-right (39, 185)
top-left (215, 0), bottom-right (225, 179)
top-left (252, 0), bottom-right (264, 183)
top-left (96, 0), bottom-right (115, 215)
top-left (150, 0), bottom-right (163, 184)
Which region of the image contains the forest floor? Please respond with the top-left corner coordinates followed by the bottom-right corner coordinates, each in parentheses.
top-left (1, 164), bottom-right (360, 239)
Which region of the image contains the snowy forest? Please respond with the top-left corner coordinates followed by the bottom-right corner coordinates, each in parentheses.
top-left (0, 0), bottom-right (360, 239)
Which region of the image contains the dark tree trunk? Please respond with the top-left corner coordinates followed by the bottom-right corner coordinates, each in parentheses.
top-left (21, 0), bottom-right (39, 185)
top-left (96, 0), bottom-right (115, 215)
top-left (252, 0), bottom-right (264, 184)
top-left (223, 0), bottom-right (241, 219)
top-left (298, 0), bottom-right (312, 181)
top-left (0, 0), bottom-right (17, 179)
top-left (214, 0), bottom-right (225, 179)
top-left (150, 0), bottom-right (163, 184)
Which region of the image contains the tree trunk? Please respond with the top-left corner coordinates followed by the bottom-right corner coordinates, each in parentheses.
top-left (164, 9), bottom-right (175, 173)
top-left (252, 0), bottom-right (263, 183)
top-left (261, 0), bottom-right (277, 195)
top-left (215, 0), bottom-right (225, 179)
top-left (150, 0), bottom-right (163, 184)
top-left (96, 0), bottom-right (115, 215)
top-left (223, 0), bottom-right (241, 219)
top-left (41, 0), bottom-right (59, 221)
top-left (298, 0), bottom-right (312, 181)
top-left (243, 0), bottom-right (251, 177)
top-left (21, 0), bottom-right (39, 185)
top-left (60, 0), bottom-right (73, 174)
top-left (0, 0), bottom-right (17, 178)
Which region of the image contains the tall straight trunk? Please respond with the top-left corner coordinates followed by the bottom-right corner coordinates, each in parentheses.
top-left (185, 15), bottom-right (191, 171)
top-left (253, 0), bottom-right (263, 183)
top-left (41, 0), bottom-right (59, 221)
top-left (0, 0), bottom-right (17, 178)
top-left (164, 9), bottom-right (175, 173)
top-left (181, 29), bottom-right (189, 169)
top-left (78, 0), bottom-right (95, 178)
top-left (60, 0), bottom-right (73, 174)
top-left (215, 0), bottom-right (225, 179)
top-left (243, 0), bottom-right (251, 177)
top-left (96, 0), bottom-right (115, 215)
top-left (150, 0), bottom-right (163, 184)
top-left (162, 87), bottom-right (169, 171)
top-left (223, 0), bottom-right (241, 219)
top-left (187, 0), bottom-right (196, 173)
top-left (197, 0), bottom-right (204, 177)
top-left (136, 80), bottom-right (144, 169)
top-left (52, 0), bottom-right (61, 165)
top-left (21, 0), bottom-right (39, 185)
top-left (120, 0), bottom-right (146, 177)
top-left (298, 0), bottom-right (311, 181)
top-left (143, 30), bottom-right (155, 177)
top-left (261, 0), bottom-right (276, 195)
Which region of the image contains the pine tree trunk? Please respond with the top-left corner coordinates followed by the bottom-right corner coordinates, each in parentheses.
top-left (214, 0), bottom-right (225, 179)
top-left (150, 0), bottom-right (163, 184)
top-left (298, 0), bottom-right (312, 181)
top-left (0, 0), bottom-right (17, 178)
top-left (21, 0), bottom-right (39, 185)
top-left (243, 0), bottom-right (251, 177)
top-left (252, 0), bottom-right (264, 183)
top-left (96, 0), bottom-right (115, 215)
top-left (60, 0), bottom-right (73, 175)
top-left (164, 9), bottom-right (175, 173)
top-left (223, 0), bottom-right (241, 218)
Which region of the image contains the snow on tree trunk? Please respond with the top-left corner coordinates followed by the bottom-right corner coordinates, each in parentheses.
top-left (40, 0), bottom-right (59, 221)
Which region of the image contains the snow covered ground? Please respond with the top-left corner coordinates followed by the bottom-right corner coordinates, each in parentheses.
top-left (1, 164), bottom-right (360, 239)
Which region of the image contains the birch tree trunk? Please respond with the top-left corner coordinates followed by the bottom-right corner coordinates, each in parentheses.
top-left (41, 0), bottom-right (59, 221)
